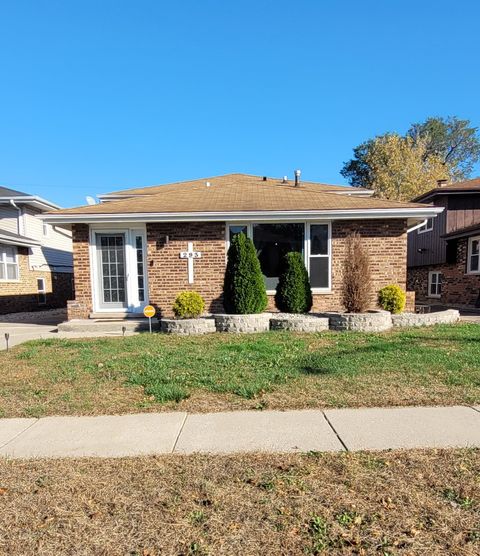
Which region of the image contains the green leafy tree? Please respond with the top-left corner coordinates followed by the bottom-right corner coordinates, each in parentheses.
top-left (275, 251), bottom-right (313, 313)
top-left (223, 232), bottom-right (268, 314)
top-left (408, 117), bottom-right (480, 180)
top-left (341, 115), bottom-right (480, 195)
top-left (364, 134), bottom-right (448, 201)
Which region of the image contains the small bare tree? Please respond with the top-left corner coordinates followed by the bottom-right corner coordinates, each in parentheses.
top-left (342, 232), bottom-right (373, 313)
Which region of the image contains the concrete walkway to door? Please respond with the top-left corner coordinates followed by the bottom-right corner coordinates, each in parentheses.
top-left (0, 405), bottom-right (479, 459)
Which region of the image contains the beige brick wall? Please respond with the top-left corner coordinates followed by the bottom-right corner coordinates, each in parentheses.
top-left (0, 246), bottom-right (73, 314)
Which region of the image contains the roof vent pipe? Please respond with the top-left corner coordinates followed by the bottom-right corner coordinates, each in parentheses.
top-left (437, 178), bottom-right (448, 187)
top-left (294, 169), bottom-right (301, 187)
top-left (282, 176), bottom-right (288, 184)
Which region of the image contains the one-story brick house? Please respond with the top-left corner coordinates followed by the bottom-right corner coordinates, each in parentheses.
top-left (41, 173), bottom-right (442, 320)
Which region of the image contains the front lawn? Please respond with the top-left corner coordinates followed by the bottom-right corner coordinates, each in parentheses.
top-left (1, 323), bottom-right (479, 417)
top-left (0, 449), bottom-right (479, 554)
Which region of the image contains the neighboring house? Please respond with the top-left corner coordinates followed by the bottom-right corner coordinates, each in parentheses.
top-left (0, 186), bottom-right (73, 314)
top-left (41, 173), bottom-right (441, 320)
top-left (407, 178), bottom-right (480, 308)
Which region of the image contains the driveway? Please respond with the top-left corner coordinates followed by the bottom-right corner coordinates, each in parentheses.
top-left (0, 311), bottom-right (65, 350)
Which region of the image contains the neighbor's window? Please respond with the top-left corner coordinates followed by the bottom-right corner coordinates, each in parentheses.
top-left (227, 223), bottom-right (331, 291)
top-left (0, 245), bottom-right (19, 281)
top-left (428, 271), bottom-right (442, 298)
top-left (418, 218), bottom-right (434, 234)
top-left (253, 223), bottom-right (304, 290)
top-left (308, 224), bottom-right (330, 288)
top-left (468, 236), bottom-right (480, 273)
top-left (37, 277), bottom-right (47, 305)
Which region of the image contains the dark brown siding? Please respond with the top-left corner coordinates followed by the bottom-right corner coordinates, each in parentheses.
top-left (446, 194), bottom-right (480, 233)
top-left (407, 198), bottom-right (447, 267)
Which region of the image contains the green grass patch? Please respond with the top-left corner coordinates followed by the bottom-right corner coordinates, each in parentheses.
top-left (1, 323), bottom-right (480, 416)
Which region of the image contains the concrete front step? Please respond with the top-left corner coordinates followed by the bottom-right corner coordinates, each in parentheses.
top-left (58, 318), bottom-right (157, 333)
top-left (88, 312), bottom-right (146, 320)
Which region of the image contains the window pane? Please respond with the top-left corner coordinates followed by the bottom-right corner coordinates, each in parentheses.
top-left (471, 239), bottom-right (480, 257)
top-left (471, 254), bottom-right (479, 272)
top-left (6, 264), bottom-right (18, 280)
top-left (310, 257), bottom-right (329, 288)
top-left (4, 247), bottom-right (16, 263)
top-left (253, 223), bottom-right (304, 290)
top-left (229, 226), bottom-right (248, 243)
top-left (310, 225), bottom-right (328, 255)
top-left (0, 264), bottom-right (5, 280)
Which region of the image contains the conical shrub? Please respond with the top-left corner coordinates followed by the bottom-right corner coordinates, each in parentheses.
top-left (275, 251), bottom-right (313, 313)
top-left (223, 232), bottom-right (268, 314)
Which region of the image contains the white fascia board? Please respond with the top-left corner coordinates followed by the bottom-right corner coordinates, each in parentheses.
top-left (0, 196), bottom-right (62, 211)
top-left (40, 206), bottom-right (444, 225)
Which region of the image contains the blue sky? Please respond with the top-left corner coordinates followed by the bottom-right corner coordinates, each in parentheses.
top-left (1, 0), bottom-right (479, 207)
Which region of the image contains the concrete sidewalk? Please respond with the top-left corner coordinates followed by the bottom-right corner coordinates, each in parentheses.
top-left (0, 405), bottom-right (479, 459)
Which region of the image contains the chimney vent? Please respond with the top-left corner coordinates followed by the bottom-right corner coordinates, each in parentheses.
top-left (437, 178), bottom-right (448, 188)
top-left (282, 176), bottom-right (288, 184)
top-left (294, 169), bottom-right (301, 187)
top-left (262, 176), bottom-right (267, 181)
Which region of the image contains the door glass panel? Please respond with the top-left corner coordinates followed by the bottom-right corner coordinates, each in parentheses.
top-left (135, 235), bottom-right (145, 303)
top-left (98, 234), bottom-right (126, 306)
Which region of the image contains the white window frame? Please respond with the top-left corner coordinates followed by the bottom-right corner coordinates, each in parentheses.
top-left (226, 221), bottom-right (332, 294)
top-left (37, 277), bottom-right (47, 305)
top-left (0, 245), bottom-right (20, 282)
top-left (428, 271), bottom-right (442, 298)
top-left (467, 235), bottom-right (480, 274)
top-left (418, 217), bottom-right (434, 234)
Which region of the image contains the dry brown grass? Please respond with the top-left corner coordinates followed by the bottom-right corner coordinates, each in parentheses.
top-left (0, 449), bottom-right (479, 555)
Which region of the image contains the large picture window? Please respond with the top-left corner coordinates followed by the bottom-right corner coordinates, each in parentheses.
top-left (0, 244), bottom-right (19, 281)
top-left (253, 223), bottom-right (304, 290)
top-left (227, 222), bottom-right (331, 292)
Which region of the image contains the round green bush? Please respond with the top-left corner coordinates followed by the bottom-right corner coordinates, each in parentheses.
top-left (275, 251), bottom-right (313, 313)
top-left (172, 291), bottom-right (205, 319)
top-left (223, 232), bottom-right (268, 314)
top-left (378, 284), bottom-right (406, 314)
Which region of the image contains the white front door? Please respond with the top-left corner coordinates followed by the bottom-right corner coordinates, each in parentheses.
top-left (92, 228), bottom-right (148, 313)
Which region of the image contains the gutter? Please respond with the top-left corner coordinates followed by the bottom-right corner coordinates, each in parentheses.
top-left (407, 219), bottom-right (428, 234)
top-left (40, 206), bottom-right (444, 225)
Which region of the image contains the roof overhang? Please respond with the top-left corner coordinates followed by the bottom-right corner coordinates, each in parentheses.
top-left (40, 206), bottom-right (444, 227)
top-left (0, 196), bottom-right (62, 211)
top-left (0, 232), bottom-right (40, 248)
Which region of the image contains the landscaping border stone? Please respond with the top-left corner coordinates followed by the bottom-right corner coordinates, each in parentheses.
top-left (325, 310), bottom-right (392, 332)
top-left (160, 317), bottom-right (216, 335)
top-left (269, 313), bottom-right (329, 332)
top-left (214, 313), bottom-right (271, 333)
top-left (392, 309), bottom-right (460, 328)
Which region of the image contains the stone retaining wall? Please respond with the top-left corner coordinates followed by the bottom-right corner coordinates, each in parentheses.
top-left (270, 313), bottom-right (329, 332)
top-left (160, 318), bottom-right (216, 335)
top-left (326, 310), bottom-right (392, 332)
top-left (392, 309), bottom-right (460, 328)
top-left (214, 313), bottom-right (271, 333)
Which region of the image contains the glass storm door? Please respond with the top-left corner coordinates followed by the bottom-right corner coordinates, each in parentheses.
top-left (96, 234), bottom-right (127, 309)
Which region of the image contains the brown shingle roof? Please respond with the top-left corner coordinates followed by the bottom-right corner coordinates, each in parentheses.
top-left (49, 173), bottom-right (429, 217)
top-left (99, 173), bottom-right (368, 198)
top-left (414, 177), bottom-right (480, 202)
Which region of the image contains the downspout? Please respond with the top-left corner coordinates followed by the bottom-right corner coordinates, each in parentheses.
top-left (407, 219), bottom-right (427, 234)
top-left (9, 199), bottom-right (23, 235)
